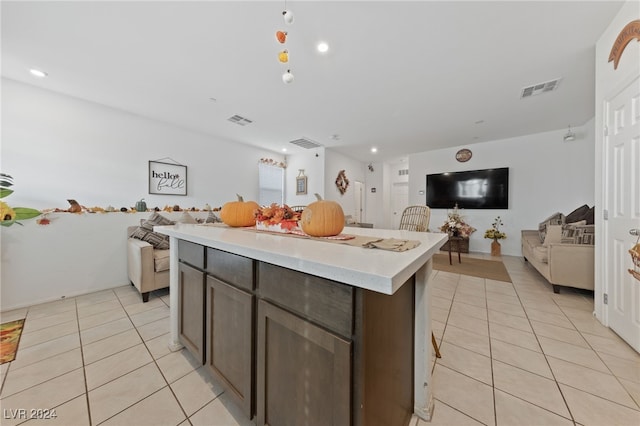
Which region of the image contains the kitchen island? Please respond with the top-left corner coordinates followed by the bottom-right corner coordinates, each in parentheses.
top-left (156, 224), bottom-right (447, 426)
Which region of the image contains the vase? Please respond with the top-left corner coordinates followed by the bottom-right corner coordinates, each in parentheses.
top-left (491, 240), bottom-right (501, 256)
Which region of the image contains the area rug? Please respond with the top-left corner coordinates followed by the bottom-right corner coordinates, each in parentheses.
top-left (432, 254), bottom-right (512, 282)
top-left (0, 319), bottom-right (25, 364)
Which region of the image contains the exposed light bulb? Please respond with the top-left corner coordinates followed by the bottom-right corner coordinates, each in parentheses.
top-left (282, 70), bottom-right (294, 84)
top-left (282, 10), bottom-right (294, 25)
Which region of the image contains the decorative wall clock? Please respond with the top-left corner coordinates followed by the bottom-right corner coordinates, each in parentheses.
top-left (455, 149), bottom-right (472, 163)
top-left (335, 170), bottom-right (349, 194)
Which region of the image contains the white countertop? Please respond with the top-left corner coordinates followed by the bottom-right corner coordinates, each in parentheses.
top-left (156, 224), bottom-right (447, 295)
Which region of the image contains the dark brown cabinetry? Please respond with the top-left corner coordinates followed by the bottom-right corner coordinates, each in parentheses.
top-left (178, 262), bottom-right (205, 364)
top-left (205, 247), bottom-right (256, 418)
top-left (176, 238), bottom-right (416, 426)
top-left (206, 276), bottom-right (254, 417)
top-left (256, 299), bottom-right (351, 426)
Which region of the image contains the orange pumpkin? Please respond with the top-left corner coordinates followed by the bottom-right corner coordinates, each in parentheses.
top-left (220, 194), bottom-right (259, 227)
top-left (301, 194), bottom-right (345, 237)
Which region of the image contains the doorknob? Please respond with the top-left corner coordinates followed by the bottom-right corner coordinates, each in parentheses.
top-left (630, 229), bottom-right (640, 236)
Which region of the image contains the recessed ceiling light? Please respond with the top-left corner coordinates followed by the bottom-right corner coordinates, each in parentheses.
top-left (282, 148), bottom-right (287, 152)
top-left (29, 68), bottom-right (48, 78)
top-left (317, 42), bottom-right (329, 53)
top-left (371, 147), bottom-right (378, 153)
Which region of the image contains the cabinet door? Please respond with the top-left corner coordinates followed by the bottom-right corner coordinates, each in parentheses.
top-left (206, 276), bottom-right (254, 418)
top-left (256, 300), bottom-right (351, 426)
top-left (178, 262), bottom-right (205, 364)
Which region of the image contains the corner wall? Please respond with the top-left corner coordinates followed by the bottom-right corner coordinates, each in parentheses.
top-left (323, 149), bottom-right (366, 220)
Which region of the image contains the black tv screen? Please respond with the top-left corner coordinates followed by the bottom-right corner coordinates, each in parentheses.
top-left (426, 168), bottom-right (509, 209)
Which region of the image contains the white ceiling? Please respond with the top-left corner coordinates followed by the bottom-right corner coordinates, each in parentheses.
top-left (1, 1), bottom-right (624, 162)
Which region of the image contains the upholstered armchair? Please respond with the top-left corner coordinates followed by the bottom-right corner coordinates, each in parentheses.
top-left (127, 226), bottom-right (170, 302)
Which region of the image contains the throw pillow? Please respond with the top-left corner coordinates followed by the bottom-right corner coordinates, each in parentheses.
top-left (131, 212), bottom-right (175, 249)
top-left (140, 211), bottom-right (174, 231)
top-left (583, 206), bottom-right (595, 225)
top-left (571, 224), bottom-right (595, 244)
top-left (561, 220), bottom-right (587, 243)
top-left (538, 212), bottom-right (565, 243)
top-left (565, 204), bottom-right (589, 223)
top-left (542, 225), bottom-right (563, 247)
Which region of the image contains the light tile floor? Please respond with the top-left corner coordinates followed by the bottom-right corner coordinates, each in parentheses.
top-left (1, 254), bottom-right (638, 426)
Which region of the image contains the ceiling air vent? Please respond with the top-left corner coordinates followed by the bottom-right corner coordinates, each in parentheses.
top-left (520, 78), bottom-right (562, 99)
top-left (289, 137), bottom-right (323, 149)
top-left (227, 115), bottom-right (253, 126)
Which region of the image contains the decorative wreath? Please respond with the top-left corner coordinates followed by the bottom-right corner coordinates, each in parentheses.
top-left (335, 170), bottom-right (349, 195)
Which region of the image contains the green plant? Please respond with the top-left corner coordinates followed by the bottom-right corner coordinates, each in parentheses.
top-left (0, 173), bottom-right (41, 226)
top-left (484, 216), bottom-right (506, 240)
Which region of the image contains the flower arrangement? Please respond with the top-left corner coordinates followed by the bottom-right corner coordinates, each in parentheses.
top-left (439, 204), bottom-right (476, 238)
top-left (254, 203), bottom-right (301, 232)
top-left (484, 216), bottom-right (507, 241)
top-left (0, 173), bottom-right (41, 227)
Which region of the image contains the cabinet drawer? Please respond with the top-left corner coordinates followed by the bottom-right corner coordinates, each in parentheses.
top-left (206, 248), bottom-right (255, 291)
top-left (178, 240), bottom-right (205, 269)
top-left (258, 262), bottom-right (353, 338)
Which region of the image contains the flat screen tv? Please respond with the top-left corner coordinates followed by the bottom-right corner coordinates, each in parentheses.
top-left (426, 167), bottom-right (509, 209)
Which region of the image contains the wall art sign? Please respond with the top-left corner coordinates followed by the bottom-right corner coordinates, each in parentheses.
top-left (296, 169), bottom-right (308, 195)
top-left (609, 20), bottom-right (640, 70)
top-left (148, 161), bottom-right (187, 195)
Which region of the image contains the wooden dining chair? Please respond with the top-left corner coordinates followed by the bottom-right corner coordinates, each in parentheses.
top-left (398, 205), bottom-right (431, 232)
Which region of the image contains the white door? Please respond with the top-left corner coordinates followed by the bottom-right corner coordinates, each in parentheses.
top-left (391, 182), bottom-right (409, 230)
top-left (604, 75), bottom-right (640, 352)
top-left (353, 181), bottom-right (364, 223)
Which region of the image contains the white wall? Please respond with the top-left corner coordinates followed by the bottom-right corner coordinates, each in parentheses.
top-left (1, 79), bottom-right (284, 310)
top-left (284, 147), bottom-right (325, 206)
top-left (594, 0), bottom-right (640, 321)
top-left (0, 211), bottom-right (208, 311)
top-left (364, 161), bottom-right (384, 227)
top-left (1, 79), bottom-right (283, 210)
top-left (408, 121), bottom-right (596, 256)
